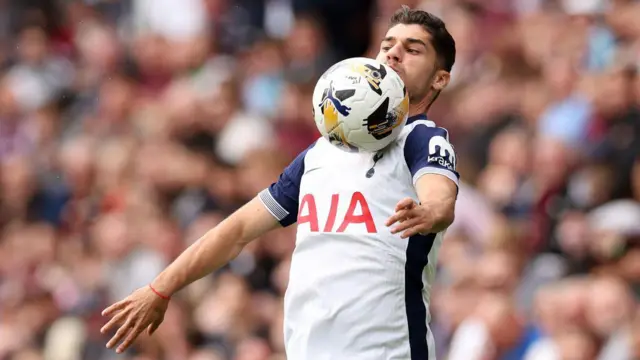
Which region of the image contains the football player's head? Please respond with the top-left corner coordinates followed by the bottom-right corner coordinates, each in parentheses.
top-left (376, 6), bottom-right (456, 113)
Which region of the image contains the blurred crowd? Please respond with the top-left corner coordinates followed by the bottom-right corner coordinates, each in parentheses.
top-left (0, 0), bottom-right (639, 359)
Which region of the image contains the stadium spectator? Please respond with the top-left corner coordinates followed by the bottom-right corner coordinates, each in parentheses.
top-left (0, 0), bottom-right (638, 359)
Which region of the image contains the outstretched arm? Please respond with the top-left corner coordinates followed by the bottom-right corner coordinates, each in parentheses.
top-left (100, 142), bottom-right (314, 354)
top-left (101, 197), bottom-right (279, 353)
top-left (151, 196), bottom-right (279, 296)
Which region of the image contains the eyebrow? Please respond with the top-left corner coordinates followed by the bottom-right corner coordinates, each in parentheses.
top-left (382, 36), bottom-right (428, 49)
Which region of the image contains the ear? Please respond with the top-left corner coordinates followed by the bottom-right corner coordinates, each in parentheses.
top-left (431, 70), bottom-right (450, 92)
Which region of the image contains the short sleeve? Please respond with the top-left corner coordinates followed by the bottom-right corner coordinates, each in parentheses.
top-left (404, 124), bottom-right (460, 187)
top-left (258, 142), bottom-right (315, 227)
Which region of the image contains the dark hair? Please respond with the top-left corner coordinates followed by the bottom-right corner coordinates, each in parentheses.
top-left (389, 5), bottom-right (456, 72)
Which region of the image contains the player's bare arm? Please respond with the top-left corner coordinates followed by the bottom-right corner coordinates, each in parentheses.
top-left (386, 174), bottom-right (456, 238)
top-left (100, 196), bottom-right (280, 353)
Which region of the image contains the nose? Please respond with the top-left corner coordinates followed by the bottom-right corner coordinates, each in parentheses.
top-left (386, 43), bottom-right (402, 64)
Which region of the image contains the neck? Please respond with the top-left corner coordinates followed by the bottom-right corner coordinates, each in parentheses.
top-left (408, 90), bottom-right (438, 117)
top-left (408, 96), bottom-right (430, 117)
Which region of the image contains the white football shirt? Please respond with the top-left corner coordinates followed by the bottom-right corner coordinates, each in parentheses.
top-left (259, 114), bottom-right (459, 360)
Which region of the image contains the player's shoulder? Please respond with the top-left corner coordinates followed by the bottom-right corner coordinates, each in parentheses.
top-left (399, 114), bottom-right (459, 179)
top-left (399, 115), bottom-right (452, 145)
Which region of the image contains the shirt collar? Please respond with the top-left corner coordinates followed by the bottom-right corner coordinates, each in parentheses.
top-left (407, 114), bottom-right (428, 125)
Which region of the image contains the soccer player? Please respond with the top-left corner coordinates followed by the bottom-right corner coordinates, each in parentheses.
top-left (101, 6), bottom-right (458, 359)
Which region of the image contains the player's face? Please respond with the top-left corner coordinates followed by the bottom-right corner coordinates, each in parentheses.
top-left (376, 24), bottom-right (450, 105)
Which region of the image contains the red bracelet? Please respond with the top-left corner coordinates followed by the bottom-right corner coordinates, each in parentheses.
top-left (148, 284), bottom-right (170, 300)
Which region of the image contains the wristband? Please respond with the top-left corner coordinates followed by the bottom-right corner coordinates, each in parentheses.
top-left (148, 284), bottom-right (170, 300)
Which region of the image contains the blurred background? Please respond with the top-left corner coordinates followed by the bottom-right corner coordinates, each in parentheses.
top-left (0, 0), bottom-right (639, 359)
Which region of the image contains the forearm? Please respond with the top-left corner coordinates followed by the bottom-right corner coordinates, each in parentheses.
top-left (420, 196), bottom-right (455, 233)
top-left (151, 221), bottom-right (245, 296)
top-left (415, 174), bottom-right (457, 234)
top-left (149, 197), bottom-right (279, 297)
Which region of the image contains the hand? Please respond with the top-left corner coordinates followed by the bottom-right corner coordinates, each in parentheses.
top-left (385, 197), bottom-right (434, 239)
top-left (101, 285), bottom-right (169, 353)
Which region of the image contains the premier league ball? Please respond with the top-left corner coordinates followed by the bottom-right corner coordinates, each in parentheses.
top-left (312, 57), bottom-right (409, 152)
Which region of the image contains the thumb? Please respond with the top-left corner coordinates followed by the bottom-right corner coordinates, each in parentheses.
top-left (395, 197), bottom-right (415, 211)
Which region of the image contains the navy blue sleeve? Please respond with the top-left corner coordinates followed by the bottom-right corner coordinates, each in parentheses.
top-left (258, 143), bottom-right (315, 227)
top-left (404, 124), bottom-right (460, 187)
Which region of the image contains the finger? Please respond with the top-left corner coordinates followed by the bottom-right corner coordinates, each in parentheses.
top-left (117, 323), bottom-right (146, 353)
top-left (101, 308), bottom-right (130, 334)
top-left (106, 316), bottom-right (134, 349)
top-left (387, 207), bottom-right (421, 227)
top-left (397, 197), bottom-right (415, 209)
top-left (400, 225), bottom-right (425, 239)
top-left (391, 217), bottom-right (422, 235)
top-left (389, 208), bottom-right (419, 226)
top-left (395, 198), bottom-right (415, 212)
top-left (385, 209), bottom-right (411, 227)
top-left (102, 299), bottom-right (129, 317)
